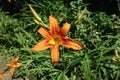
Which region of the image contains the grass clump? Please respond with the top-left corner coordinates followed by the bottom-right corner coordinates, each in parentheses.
top-left (0, 0), bottom-right (120, 80)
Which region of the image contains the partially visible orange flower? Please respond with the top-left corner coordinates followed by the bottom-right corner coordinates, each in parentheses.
top-left (0, 70), bottom-right (4, 79)
top-left (32, 16), bottom-right (83, 63)
top-left (7, 0), bottom-right (11, 3)
top-left (6, 57), bottom-right (21, 75)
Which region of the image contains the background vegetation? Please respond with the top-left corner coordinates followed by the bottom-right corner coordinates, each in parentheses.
top-left (0, 0), bottom-right (120, 80)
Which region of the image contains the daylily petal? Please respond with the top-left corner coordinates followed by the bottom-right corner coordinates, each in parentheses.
top-left (15, 63), bottom-right (21, 68)
top-left (61, 38), bottom-right (82, 50)
top-left (9, 68), bottom-right (15, 75)
top-left (6, 64), bottom-right (13, 67)
top-left (51, 45), bottom-right (59, 63)
top-left (0, 70), bottom-right (4, 78)
top-left (32, 39), bottom-right (52, 51)
top-left (49, 16), bottom-right (60, 35)
top-left (60, 23), bottom-right (71, 36)
top-left (12, 57), bottom-right (19, 63)
top-left (0, 75), bottom-right (3, 79)
top-left (38, 27), bottom-right (52, 39)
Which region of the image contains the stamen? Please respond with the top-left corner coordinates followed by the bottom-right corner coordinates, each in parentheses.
top-left (49, 34), bottom-right (62, 45)
top-left (49, 39), bottom-right (56, 45)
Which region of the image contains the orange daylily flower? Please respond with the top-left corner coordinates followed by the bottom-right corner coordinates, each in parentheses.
top-left (6, 57), bottom-right (21, 75)
top-left (0, 70), bottom-right (4, 79)
top-left (32, 16), bottom-right (82, 63)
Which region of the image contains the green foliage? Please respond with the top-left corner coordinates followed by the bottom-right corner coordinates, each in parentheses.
top-left (117, 0), bottom-right (120, 11)
top-left (0, 0), bottom-right (120, 80)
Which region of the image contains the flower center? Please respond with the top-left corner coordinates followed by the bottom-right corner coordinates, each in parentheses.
top-left (49, 34), bottom-right (62, 45)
